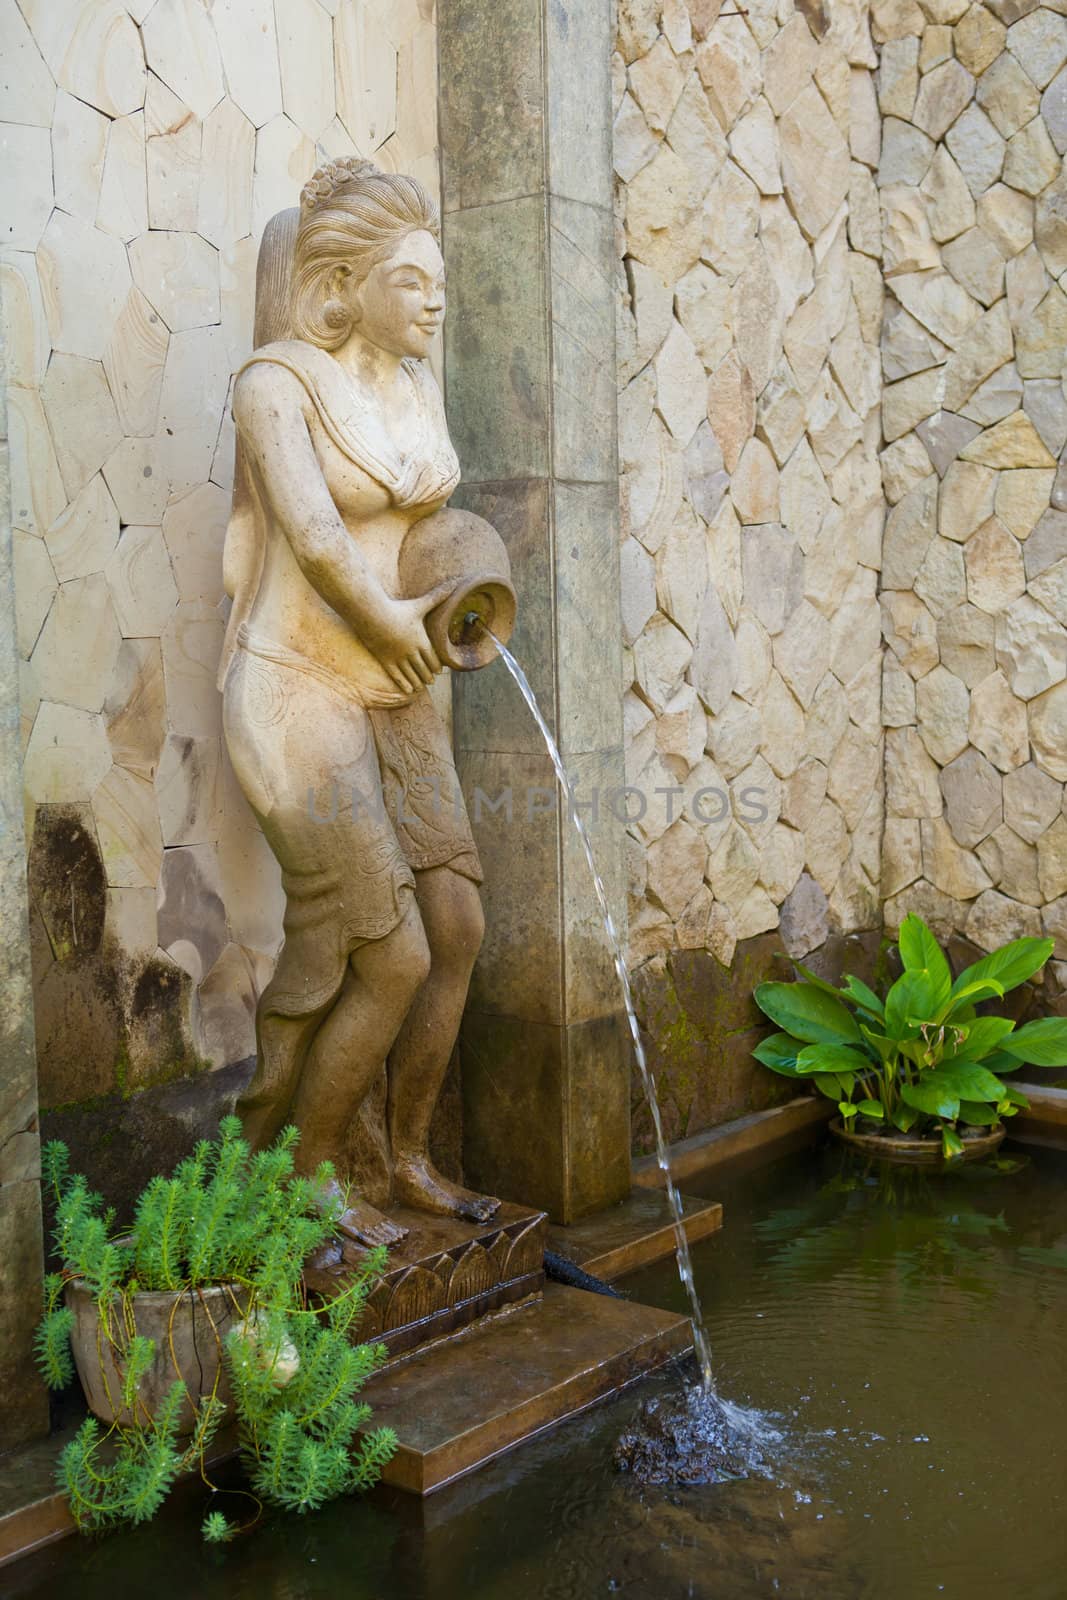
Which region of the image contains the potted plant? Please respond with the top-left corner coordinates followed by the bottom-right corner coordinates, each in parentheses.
top-left (753, 916), bottom-right (1067, 1165)
top-left (34, 1117), bottom-right (396, 1540)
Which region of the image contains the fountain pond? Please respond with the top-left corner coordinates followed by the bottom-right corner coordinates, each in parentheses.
top-left (8, 1136), bottom-right (1067, 1599)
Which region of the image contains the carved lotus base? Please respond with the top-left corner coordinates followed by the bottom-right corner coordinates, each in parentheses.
top-left (304, 1202), bottom-right (547, 1362)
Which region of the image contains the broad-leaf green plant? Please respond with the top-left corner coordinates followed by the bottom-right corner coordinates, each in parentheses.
top-left (753, 915), bottom-right (1067, 1161)
top-left (35, 1117), bottom-right (395, 1537)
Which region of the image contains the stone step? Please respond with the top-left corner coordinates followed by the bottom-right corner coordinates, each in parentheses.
top-left (545, 1186), bottom-right (722, 1281)
top-left (361, 1283), bottom-right (691, 1494)
top-left (304, 1201), bottom-right (547, 1362)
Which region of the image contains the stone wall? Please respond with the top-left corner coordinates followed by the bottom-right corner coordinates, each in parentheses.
top-left (873, 0), bottom-right (1067, 987)
top-left (2, 0), bottom-right (439, 1175)
top-left (613, 0), bottom-right (888, 1144)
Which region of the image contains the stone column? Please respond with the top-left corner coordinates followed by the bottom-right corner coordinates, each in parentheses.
top-left (0, 333), bottom-right (49, 1448)
top-left (439, 0), bottom-right (631, 1223)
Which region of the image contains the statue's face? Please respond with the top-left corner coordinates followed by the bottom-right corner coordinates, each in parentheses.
top-left (342, 229), bottom-right (445, 360)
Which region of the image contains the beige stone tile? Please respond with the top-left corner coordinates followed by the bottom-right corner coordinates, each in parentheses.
top-left (193, 941), bottom-right (260, 1068)
top-left (97, 111), bottom-right (148, 241)
top-left (3, 124), bottom-right (53, 251)
top-left (161, 601), bottom-right (224, 737)
top-left (251, 114), bottom-right (315, 239)
top-left (40, 353), bottom-right (122, 497)
top-left (104, 637), bottom-right (167, 780)
top-left (19, 655), bottom-right (40, 752)
top-left (155, 732), bottom-right (220, 845)
top-left (145, 73), bottom-right (202, 231)
top-left (31, 572), bottom-right (122, 713)
top-left (129, 229), bottom-right (220, 332)
top-left (37, 209), bottom-right (131, 359)
top-left (276, 0), bottom-right (336, 139)
top-left (0, 251), bottom-right (50, 388)
top-left (211, 0), bottom-right (282, 128)
top-left (44, 473), bottom-right (119, 582)
top-left (6, 385), bottom-right (66, 537)
top-left (210, 396), bottom-right (236, 493)
top-left (104, 524), bottom-right (179, 637)
top-left (20, 0), bottom-right (146, 117)
top-left (219, 236), bottom-right (256, 369)
top-left (23, 701), bottom-right (111, 803)
top-left (161, 481), bottom-right (228, 603)
top-left (0, 0), bottom-right (56, 126)
top-left (51, 90), bottom-right (108, 223)
top-left (103, 286), bottom-right (169, 437)
top-left (141, 0), bottom-right (224, 119)
top-left (197, 99), bottom-right (254, 249)
top-left (157, 324), bottom-right (233, 495)
top-left (92, 764), bottom-right (163, 888)
top-left (335, 0), bottom-right (398, 151)
top-left (101, 435), bottom-right (171, 524)
top-left (104, 886), bottom-right (158, 959)
top-left (393, 21), bottom-right (437, 164)
top-left (13, 529), bottom-right (56, 658)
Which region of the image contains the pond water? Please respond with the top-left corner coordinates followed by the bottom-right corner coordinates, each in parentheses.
top-left (9, 1137), bottom-right (1067, 1600)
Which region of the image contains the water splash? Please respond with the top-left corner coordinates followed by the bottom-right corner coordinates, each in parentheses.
top-left (489, 633), bottom-right (715, 1391)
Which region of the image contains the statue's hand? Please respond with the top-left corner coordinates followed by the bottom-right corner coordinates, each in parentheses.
top-left (365, 594), bottom-right (443, 695)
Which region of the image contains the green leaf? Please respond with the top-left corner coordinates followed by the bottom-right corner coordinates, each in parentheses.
top-left (856, 1098), bottom-right (885, 1120)
top-left (979, 1048), bottom-right (1024, 1076)
top-left (898, 914), bottom-right (951, 993)
top-left (840, 975), bottom-right (885, 1020)
top-left (998, 1017), bottom-right (1067, 1067)
top-left (951, 938), bottom-right (1054, 1000)
top-left (860, 1025), bottom-right (896, 1063)
top-left (884, 969), bottom-right (949, 1039)
top-left (791, 962), bottom-right (849, 1001)
top-left (839, 1101), bottom-right (857, 1120)
top-left (942, 1125), bottom-right (965, 1162)
top-left (813, 1072), bottom-right (857, 1101)
top-left (753, 982), bottom-right (863, 1046)
top-left (795, 1043), bottom-right (872, 1076)
top-left (752, 1032), bottom-right (803, 1075)
top-left (940, 980), bottom-right (1005, 1017)
top-left (931, 1060), bottom-right (1007, 1104)
top-left (946, 1016), bottom-right (1016, 1062)
top-left (902, 1079), bottom-right (960, 1119)
top-left (891, 1103), bottom-right (919, 1133)
top-left (1002, 1084), bottom-right (1030, 1110)
top-left (958, 1100), bottom-right (999, 1126)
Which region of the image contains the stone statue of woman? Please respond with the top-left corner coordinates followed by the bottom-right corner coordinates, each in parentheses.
top-left (219, 158), bottom-right (505, 1248)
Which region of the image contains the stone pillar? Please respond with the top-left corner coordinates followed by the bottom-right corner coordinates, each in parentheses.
top-left (439, 0), bottom-right (631, 1223)
top-left (0, 332), bottom-right (49, 1448)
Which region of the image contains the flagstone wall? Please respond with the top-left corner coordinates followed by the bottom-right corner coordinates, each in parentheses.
top-left (613, 0), bottom-right (889, 1144)
top-left (2, 0), bottom-right (439, 1173)
top-left (871, 0), bottom-right (1067, 992)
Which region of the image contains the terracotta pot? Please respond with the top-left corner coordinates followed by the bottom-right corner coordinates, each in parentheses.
top-left (830, 1117), bottom-right (1006, 1166)
top-left (397, 506), bottom-right (517, 671)
top-left (66, 1280), bottom-right (247, 1434)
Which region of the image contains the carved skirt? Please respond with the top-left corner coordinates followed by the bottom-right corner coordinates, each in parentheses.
top-left (223, 632), bottom-right (482, 1132)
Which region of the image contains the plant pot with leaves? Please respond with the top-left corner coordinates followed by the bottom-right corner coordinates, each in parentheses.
top-left (35, 1117), bottom-right (396, 1541)
top-left (753, 916), bottom-right (1067, 1165)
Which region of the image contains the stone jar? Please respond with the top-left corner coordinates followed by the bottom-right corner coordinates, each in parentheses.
top-left (65, 1280), bottom-right (248, 1434)
top-left (398, 506), bottom-right (516, 671)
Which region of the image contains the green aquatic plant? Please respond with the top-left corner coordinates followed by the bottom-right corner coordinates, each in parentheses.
top-left (35, 1118), bottom-right (395, 1537)
top-left (754, 915), bottom-right (1067, 1161)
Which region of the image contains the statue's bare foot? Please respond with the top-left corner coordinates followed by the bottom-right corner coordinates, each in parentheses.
top-left (337, 1199), bottom-right (409, 1249)
top-left (315, 1177), bottom-right (408, 1248)
top-left (393, 1156), bottom-right (501, 1225)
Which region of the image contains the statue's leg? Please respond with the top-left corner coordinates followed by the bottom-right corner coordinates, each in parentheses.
top-left (290, 892), bottom-right (431, 1246)
top-left (388, 865), bottom-right (501, 1225)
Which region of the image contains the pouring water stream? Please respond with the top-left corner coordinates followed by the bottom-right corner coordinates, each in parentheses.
top-left (486, 631), bottom-right (716, 1393)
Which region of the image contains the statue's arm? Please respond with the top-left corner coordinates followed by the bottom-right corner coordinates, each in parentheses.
top-left (233, 363), bottom-right (440, 693)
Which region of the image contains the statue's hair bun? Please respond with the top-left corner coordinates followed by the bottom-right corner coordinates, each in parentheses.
top-left (300, 158), bottom-right (382, 213)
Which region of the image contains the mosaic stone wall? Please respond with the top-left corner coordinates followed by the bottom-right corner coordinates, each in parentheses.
top-left (2, 0), bottom-right (439, 1114)
top-left (872, 0), bottom-right (1067, 982)
top-left (615, 0), bottom-right (887, 972)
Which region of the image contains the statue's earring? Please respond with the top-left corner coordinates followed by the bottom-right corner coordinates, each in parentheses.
top-left (322, 297), bottom-right (351, 332)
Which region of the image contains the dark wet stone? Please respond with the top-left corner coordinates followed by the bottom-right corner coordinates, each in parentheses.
top-left (613, 1387), bottom-right (750, 1486)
